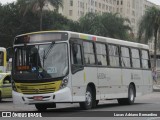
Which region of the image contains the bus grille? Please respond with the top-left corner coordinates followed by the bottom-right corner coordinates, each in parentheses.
top-left (15, 81), bottom-right (62, 94)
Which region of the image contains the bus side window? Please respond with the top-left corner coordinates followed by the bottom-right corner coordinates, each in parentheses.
top-left (96, 43), bottom-right (108, 66)
top-left (131, 48), bottom-right (141, 69)
top-left (141, 50), bottom-right (150, 69)
top-left (83, 41), bottom-right (96, 65)
top-left (72, 44), bottom-right (82, 65)
top-left (108, 45), bottom-right (120, 67)
top-left (121, 47), bottom-right (131, 68)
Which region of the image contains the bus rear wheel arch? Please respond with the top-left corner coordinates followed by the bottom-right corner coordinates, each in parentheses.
top-left (117, 84), bottom-right (136, 105)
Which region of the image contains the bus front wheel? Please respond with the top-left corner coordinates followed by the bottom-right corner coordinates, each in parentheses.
top-left (118, 85), bottom-right (135, 105)
top-left (35, 103), bottom-right (56, 111)
top-left (35, 104), bottom-right (47, 111)
top-left (79, 86), bottom-right (93, 110)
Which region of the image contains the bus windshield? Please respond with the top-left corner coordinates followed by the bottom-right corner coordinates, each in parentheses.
top-left (13, 43), bottom-right (68, 80)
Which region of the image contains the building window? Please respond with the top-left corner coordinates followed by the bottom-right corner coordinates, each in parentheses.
top-left (121, 0), bottom-right (123, 5)
top-left (117, 0), bottom-right (119, 5)
top-left (109, 6), bottom-right (112, 12)
top-left (99, 3), bottom-right (101, 8)
top-left (117, 8), bottom-right (119, 12)
top-left (91, 0), bottom-right (94, 6)
top-left (120, 8), bottom-right (123, 12)
top-left (95, 2), bottom-right (97, 7)
top-left (70, 0), bottom-right (73, 6)
top-left (69, 10), bottom-right (73, 16)
top-left (102, 4), bottom-right (105, 10)
top-left (106, 5), bottom-right (108, 10)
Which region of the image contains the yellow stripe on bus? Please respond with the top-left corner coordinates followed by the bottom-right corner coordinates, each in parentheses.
top-left (15, 81), bottom-right (62, 94)
top-left (3, 51), bottom-right (7, 67)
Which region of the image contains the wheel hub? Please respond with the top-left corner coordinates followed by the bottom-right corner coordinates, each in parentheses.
top-left (86, 91), bottom-right (92, 105)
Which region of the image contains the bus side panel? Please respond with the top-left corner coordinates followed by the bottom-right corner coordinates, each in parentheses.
top-left (98, 67), bottom-right (126, 100)
top-left (84, 67), bottom-right (98, 97)
top-left (71, 69), bottom-right (86, 102)
top-left (122, 69), bottom-right (144, 97)
top-left (121, 69), bottom-right (132, 95)
top-left (142, 70), bottom-right (153, 94)
top-left (97, 67), bottom-right (109, 99)
top-left (122, 69), bottom-right (143, 96)
top-left (104, 68), bottom-right (126, 99)
top-left (71, 67), bottom-right (98, 102)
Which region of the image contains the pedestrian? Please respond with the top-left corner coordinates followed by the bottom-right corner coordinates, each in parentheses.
top-left (152, 67), bottom-right (157, 84)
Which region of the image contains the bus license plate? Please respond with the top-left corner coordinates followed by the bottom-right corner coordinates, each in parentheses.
top-left (33, 96), bottom-right (43, 101)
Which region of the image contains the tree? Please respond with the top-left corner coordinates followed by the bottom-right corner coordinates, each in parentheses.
top-left (17, 0), bottom-right (63, 30)
top-left (72, 12), bottom-right (131, 40)
top-left (138, 7), bottom-right (160, 68)
top-left (0, 3), bottom-right (40, 47)
top-left (98, 12), bottom-right (131, 39)
top-left (0, 3), bottom-right (68, 48)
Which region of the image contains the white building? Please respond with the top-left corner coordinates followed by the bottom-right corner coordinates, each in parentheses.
top-left (57, 0), bottom-right (157, 37)
top-left (60, 0), bottom-right (117, 21)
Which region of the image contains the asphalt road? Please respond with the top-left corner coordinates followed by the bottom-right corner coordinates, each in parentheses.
top-left (0, 92), bottom-right (160, 120)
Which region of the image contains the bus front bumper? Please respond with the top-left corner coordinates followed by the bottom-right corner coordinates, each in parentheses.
top-left (12, 87), bottom-right (72, 105)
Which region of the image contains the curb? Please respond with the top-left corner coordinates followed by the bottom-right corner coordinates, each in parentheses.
top-left (153, 89), bottom-right (160, 92)
top-left (153, 85), bottom-right (160, 92)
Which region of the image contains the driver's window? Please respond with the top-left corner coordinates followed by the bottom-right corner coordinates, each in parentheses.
top-left (3, 76), bottom-right (11, 84)
top-left (71, 44), bottom-right (82, 65)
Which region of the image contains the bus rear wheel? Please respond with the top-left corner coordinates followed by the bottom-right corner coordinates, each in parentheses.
top-left (118, 85), bottom-right (135, 105)
top-left (79, 86), bottom-right (93, 110)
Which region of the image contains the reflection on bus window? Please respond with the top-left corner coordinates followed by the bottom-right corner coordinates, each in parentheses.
top-left (14, 43), bottom-right (68, 79)
top-left (72, 44), bottom-right (82, 65)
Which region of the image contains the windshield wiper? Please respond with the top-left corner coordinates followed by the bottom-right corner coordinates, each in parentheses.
top-left (42, 42), bottom-right (55, 67)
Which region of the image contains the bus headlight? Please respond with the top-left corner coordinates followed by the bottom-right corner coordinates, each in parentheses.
top-left (60, 77), bottom-right (68, 89)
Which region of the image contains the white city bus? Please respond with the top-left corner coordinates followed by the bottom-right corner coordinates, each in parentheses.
top-left (12, 31), bottom-right (152, 111)
top-left (0, 47), bottom-right (7, 73)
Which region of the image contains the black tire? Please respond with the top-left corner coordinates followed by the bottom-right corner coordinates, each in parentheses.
top-left (35, 104), bottom-right (47, 111)
top-left (79, 86), bottom-right (93, 110)
top-left (118, 85), bottom-right (135, 105)
top-left (35, 103), bottom-right (56, 111)
top-left (96, 100), bottom-right (99, 105)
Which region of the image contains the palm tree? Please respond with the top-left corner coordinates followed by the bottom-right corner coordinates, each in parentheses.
top-left (138, 7), bottom-right (160, 68)
top-left (77, 12), bottom-right (131, 40)
top-left (99, 12), bottom-right (131, 39)
top-left (17, 0), bottom-right (63, 30)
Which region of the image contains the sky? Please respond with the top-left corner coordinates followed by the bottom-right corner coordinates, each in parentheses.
top-left (0, 0), bottom-right (160, 5)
